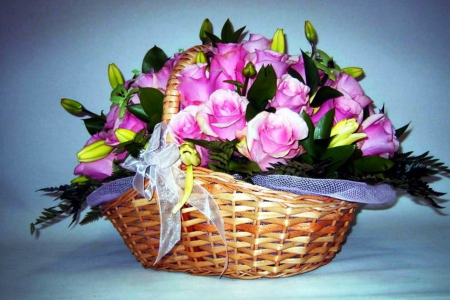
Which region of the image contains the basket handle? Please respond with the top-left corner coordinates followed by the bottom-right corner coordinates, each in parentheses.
top-left (162, 44), bottom-right (211, 124)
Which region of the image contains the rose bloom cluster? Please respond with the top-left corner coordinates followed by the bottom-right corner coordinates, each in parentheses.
top-left (168, 33), bottom-right (399, 170)
top-left (74, 55), bottom-right (181, 180)
top-left (75, 33), bottom-right (399, 180)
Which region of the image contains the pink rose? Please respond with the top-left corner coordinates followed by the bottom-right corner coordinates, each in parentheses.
top-left (327, 73), bottom-right (373, 108)
top-left (237, 108), bottom-right (308, 170)
top-left (104, 105), bottom-right (147, 146)
top-left (242, 34), bottom-right (271, 53)
top-left (357, 113), bottom-right (399, 158)
top-left (168, 105), bottom-right (207, 144)
top-left (177, 63), bottom-right (211, 108)
top-left (168, 105), bottom-right (210, 166)
top-left (270, 74), bottom-right (310, 114)
top-left (197, 89), bottom-right (248, 140)
top-left (209, 43), bottom-right (246, 91)
top-left (248, 49), bottom-right (290, 78)
top-left (287, 55), bottom-right (306, 82)
top-left (74, 132), bottom-right (127, 180)
top-left (311, 91), bottom-right (364, 125)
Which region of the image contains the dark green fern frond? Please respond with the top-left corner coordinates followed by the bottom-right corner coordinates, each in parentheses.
top-left (79, 207), bottom-right (103, 225)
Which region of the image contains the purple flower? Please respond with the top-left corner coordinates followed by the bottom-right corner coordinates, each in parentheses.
top-left (358, 113), bottom-right (399, 158)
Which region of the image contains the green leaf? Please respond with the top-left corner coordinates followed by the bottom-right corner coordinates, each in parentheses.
top-left (314, 108), bottom-right (334, 140)
top-left (302, 50), bottom-right (319, 97)
top-left (228, 160), bottom-right (261, 175)
top-left (320, 145), bottom-right (355, 174)
top-left (310, 86), bottom-right (343, 107)
top-left (247, 65), bottom-right (277, 110)
top-left (221, 19), bottom-right (234, 41)
top-left (299, 111), bottom-right (317, 158)
top-left (395, 123), bottom-right (410, 138)
top-left (229, 26), bottom-right (246, 43)
top-left (83, 117), bottom-right (106, 135)
top-left (138, 87), bottom-right (164, 133)
top-left (287, 67), bottom-right (305, 84)
top-left (353, 155), bottom-right (395, 175)
top-left (127, 104), bottom-right (150, 123)
top-left (245, 102), bottom-right (260, 122)
top-left (142, 45), bottom-right (169, 74)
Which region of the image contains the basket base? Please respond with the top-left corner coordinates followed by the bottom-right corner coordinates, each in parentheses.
top-left (102, 167), bottom-right (358, 279)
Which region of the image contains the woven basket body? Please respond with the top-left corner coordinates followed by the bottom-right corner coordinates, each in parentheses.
top-left (101, 45), bottom-right (358, 279)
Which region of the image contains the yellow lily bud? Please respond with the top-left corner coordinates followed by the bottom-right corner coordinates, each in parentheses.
top-left (61, 98), bottom-right (84, 115)
top-left (270, 29), bottom-right (285, 53)
top-left (199, 18), bottom-right (213, 44)
top-left (108, 63), bottom-right (124, 89)
top-left (77, 140), bottom-right (114, 163)
top-left (342, 67), bottom-right (364, 78)
top-left (195, 51), bottom-right (208, 64)
top-left (71, 176), bottom-right (89, 184)
top-left (329, 119), bottom-right (367, 148)
top-left (242, 62), bottom-right (256, 78)
top-left (304, 21), bottom-right (317, 44)
top-left (114, 128), bottom-right (136, 143)
top-left (179, 142), bottom-right (201, 166)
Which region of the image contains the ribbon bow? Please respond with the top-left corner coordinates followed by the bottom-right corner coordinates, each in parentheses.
top-left (122, 122), bottom-right (228, 272)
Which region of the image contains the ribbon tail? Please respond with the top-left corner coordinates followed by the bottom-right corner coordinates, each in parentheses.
top-left (187, 181), bottom-right (228, 276)
top-left (153, 167), bottom-right (183, 265)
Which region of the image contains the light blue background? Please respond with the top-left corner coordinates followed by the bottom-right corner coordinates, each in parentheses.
top-left (1, 0), bottom-right (449, 299)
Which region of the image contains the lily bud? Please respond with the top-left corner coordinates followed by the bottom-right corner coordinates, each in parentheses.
top-left (195, 51), bottom-right (208, 64)
top-left (71, 176), bottom-right (89, 184)
top-left (242, 62), bottom-right (256, 78)
top-left (77, 140), bottom-right (114, 163)
top-left (61, 98), bottom-right (84, 115)
top-left (179, 142), bottom-right (201, 166)
top-left (199, 18), bottom-right (213, 44)
top-left (304, 21), bottom-right (317, 44)
top-left (342, 67), bottom-right (364, 78)
top-left (270, 29), bottom-right (285, 53)
top-left (114, 128), bottom-right (136, 143)
top-left (108, 63), bottom-right (124, 89)
top-left (329, 119), bottom-right (366, 148)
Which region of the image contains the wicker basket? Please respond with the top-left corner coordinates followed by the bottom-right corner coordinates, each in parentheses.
top-left (101, 45), bottom-right (359, 279)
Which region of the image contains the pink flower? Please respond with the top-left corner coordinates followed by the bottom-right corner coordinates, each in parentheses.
top-left (287, 55), bottom-right (306, 82)
top-left (270, 74), bottom-right (310, 114)
top-left (209, 43), bottom-right (246, 91)
top-left (311, 91), bottom-right (365, 125)
top-left (327, 73), bottom-right (373, 108)
top-left (197, 89), bottom-right (248, 140)
top-left (74, 132), bottom-right (127, 180)
top-left (357, 113), bottom-right (399, 158)
top-left (177, 63), bottom-right (211, 108)
top-left (104, 105), bottom-right (147, 146)
top-left (242, 34), bottom-right (271, 53)
top-left (248, 49), bottom-right (290, 78)
top-left (168, 105), bottom-right (206, 144)
top-left (237, 108), bottom-right (308, 170)
top-left (168, 105), bottom-right (210, 166)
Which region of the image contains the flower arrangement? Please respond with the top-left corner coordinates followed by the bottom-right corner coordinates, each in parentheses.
top-left (31, 19), bottom-right (449, 235)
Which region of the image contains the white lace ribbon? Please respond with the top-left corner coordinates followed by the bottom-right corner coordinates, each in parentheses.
top-left (122, 122), bottom-right (228, 272)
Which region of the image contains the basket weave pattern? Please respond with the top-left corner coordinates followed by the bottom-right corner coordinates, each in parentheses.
top-left (101, 46), bottom-right (358, 279)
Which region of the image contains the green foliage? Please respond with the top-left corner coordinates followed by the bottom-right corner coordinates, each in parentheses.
top-left (142, 45), bottom-right (169, 74)
top-left (185, 138), bottom-right (261, 176)
top-left (245, 65), bottom-right (277, 121)
top-left (83, 114), bottom-right (106, 135)
top-left (302, 50), bottom-right (319, 98)
top-left (204, 18), bottom-right (246, 46)
top-left (30, 181), bottom-right (101, 235)
top-left (79, 207), bottom-right (103, 225)
top-left (138, 87), bottom-right (164, 133)
top-left (114, 128), bottom-right (150, 158)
